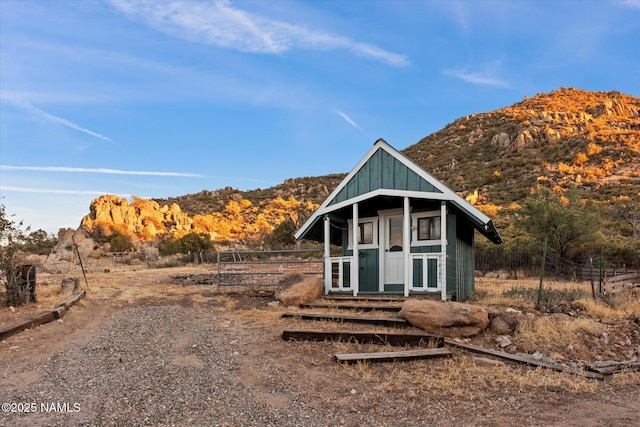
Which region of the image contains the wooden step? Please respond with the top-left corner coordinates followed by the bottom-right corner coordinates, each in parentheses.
top-left (299, 302), bottom-right (404, 313)
top-left (282, 329), bottom-right (443, 347)
top-left (324, 296), bottom-right (407, 303)
top-left (282, 312), bottom-right (408, 327)
top-left (335, 347), bottom-right (452, 364)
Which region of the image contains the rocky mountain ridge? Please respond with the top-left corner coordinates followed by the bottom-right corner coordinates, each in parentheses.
top-left (79, 88), bottom-right (639, 243)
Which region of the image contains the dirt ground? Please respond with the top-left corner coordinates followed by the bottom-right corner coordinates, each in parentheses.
top-left (1, 266), bottom-right (639, 426)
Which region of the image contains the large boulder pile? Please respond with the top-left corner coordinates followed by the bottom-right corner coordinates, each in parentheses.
top-left (275, 272), bottom-right (323, 306)
top-left (80, 195), bottom-right (194, 240)
top-left (401, 299), bottom-right (489, 338)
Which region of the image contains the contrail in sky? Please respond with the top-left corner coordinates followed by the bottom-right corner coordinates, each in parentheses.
top-left (1, 94), bottom-right (114, 143)
top-left (0, 185), bottom-right (114, 196)
top-left (0, 165), bottom-right (204, 177)
top-left (336, 110), bottom-right (362, 130)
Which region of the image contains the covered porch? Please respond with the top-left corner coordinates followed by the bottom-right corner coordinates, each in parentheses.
top-left (320, 193), bottom-right (449, 299)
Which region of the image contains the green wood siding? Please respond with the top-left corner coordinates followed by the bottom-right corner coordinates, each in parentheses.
top-left (455, 217), bottom-right (475, 301)
top-left (359, 249), bottom-right (379, 292)
top-left (410, 245), bottom-right (441, 253)
top-left (329, 148), bottom-right (442, 206)
top-left (445, 212), bottom-right (476, 301)
top-left (446, 212), bottom-right (457, 297)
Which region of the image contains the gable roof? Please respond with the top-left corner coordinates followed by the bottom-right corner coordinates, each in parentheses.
top-left (295, 138), bottom-right (502, 244)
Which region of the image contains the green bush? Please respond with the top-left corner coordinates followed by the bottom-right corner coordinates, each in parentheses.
top-left (109, 233), bottom-right (134, 252)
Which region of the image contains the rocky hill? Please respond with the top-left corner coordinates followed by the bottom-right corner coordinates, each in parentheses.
top-left (404, 88), bottom-right (639, 211)
top-left (80, 88), bottom-right (639, 244)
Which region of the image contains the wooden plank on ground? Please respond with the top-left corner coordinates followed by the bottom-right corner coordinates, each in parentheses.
top-left (56, 290), bottom-right (86, 310)
top-left (0, 290), bottom-right (86, 341)
top-left (444, 339), bottom-right (605, 380)
top-left (282, 312), bottom-right (408, 327)
top-left (283, 329), bottom-right (443, 347)
top-left (586, 360), bottom-right (640, 375)
top-left (299, 302), bottom-right (404, 313)
top-left (0, 311), bottom-right (57, 341)
top-left (335, 347), bottom-right (451, 364)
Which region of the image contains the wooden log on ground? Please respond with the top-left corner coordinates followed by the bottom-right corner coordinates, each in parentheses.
top-left (55, 290), bottom-right (86, 310)
top-left (52, 306), bottom-right (67, 319)
top-left (299, 302), bottom-right (404, 313)
top-left (0, 290), bottom-right (86, 341)
top-left (444, 339), bottom-right (605, 380)
top-left (283, 329), bottom-right (443, 347)
top-left (586, 360), bottom-right (640, 375)
top-left (335, 347), bottom-right (451, 364)
top-left (0, 311), bottom-right (57, 341)
top-left (282, 312), bottom-right (408, 327)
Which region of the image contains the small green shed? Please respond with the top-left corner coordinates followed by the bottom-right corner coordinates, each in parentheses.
top-left (294, 138), bottom-right (502, 301)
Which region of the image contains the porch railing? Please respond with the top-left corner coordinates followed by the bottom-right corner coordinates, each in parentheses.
top-left (329, 256), bottom-right (352, 291)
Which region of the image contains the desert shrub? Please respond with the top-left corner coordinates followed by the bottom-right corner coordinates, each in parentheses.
top-left (158, 233), bottom-right (212, 256)
top-left (264, 219), bottom-right (297, 249)
top-left (108, 233), bottom-right (134, 252)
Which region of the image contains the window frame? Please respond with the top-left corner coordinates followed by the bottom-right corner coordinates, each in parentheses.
top-left (411, 211), bottom-right (442, 247)
top-left (347, 216), bottom-right (379, 250)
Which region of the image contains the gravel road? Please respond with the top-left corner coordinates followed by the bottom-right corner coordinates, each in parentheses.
top-left (2, 298), bottom-right (639, 427)
top-left (4, 304), bottom-right (435, 427)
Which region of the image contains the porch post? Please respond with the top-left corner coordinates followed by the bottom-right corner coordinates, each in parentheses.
top-left (323, 215), bottom-right (331, 294)
top-left (440, 201), bottom-right (448, 301)
top-left (352, 203), bottom-right (359, 296)
top-left (403, 196), bottom-right (411, 297)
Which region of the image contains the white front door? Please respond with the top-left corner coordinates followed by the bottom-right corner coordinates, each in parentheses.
top-left (384, 215), bottom-right (404, 284)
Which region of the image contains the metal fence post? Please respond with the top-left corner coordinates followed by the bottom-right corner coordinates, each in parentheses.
top-left (217, 251), bottom-right (221, 294)
top-left (536, 235), bottom-right (548, 310)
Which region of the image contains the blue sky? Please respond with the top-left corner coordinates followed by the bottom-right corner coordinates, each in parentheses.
top-left (1, 0), bottom-right (639, 234)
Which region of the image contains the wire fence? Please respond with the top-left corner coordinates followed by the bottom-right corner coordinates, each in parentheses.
top-left (472, 246), bottom-right (639, 308)
top-left (215, 249), bottom-right (323, 294)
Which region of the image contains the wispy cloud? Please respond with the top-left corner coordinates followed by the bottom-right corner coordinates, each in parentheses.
top-left (1, 93), bottom-right (114, 143)
top-left (450, 1), bottom-right (470, 32)
top-left (1, 165), bottom-right (204, 177)
top-left (108, 0), bottom-right (409, 66)
top-left (0, 185), bottom-right (118, 196)
top-left (335, 110), bottom-right (362, 131)
top-left (617, 0), bottom-right (640, 10)
top-left (442, 66), bottom-right (509, 88)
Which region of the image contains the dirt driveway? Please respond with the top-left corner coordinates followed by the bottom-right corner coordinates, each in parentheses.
top-left (1, 267), bottom-right (639, 426)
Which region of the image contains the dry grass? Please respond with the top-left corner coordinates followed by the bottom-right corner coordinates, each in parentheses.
top-left (515, 316), bottom-right (606, 354)
top-left (341, 354), bottom-right (602, 399)
top-left (574, 294), bottom-right (640, 318)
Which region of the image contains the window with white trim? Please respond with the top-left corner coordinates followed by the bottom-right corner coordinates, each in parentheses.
top-left (411, 212), bottom-right (441, 246)
top-left (347, 217), bottom-right (379, 249)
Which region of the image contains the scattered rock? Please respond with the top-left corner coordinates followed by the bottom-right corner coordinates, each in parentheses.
top-left (401, 299), bottom-right (489, 338)
top-left (494, 335), bottom-right (512, 348)
top-left (274, 273), bottom-right (323, 306)
top-left (505, 345), bottom-right (518, 354)
top-left (491, 314), bottom-right (519, 335)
